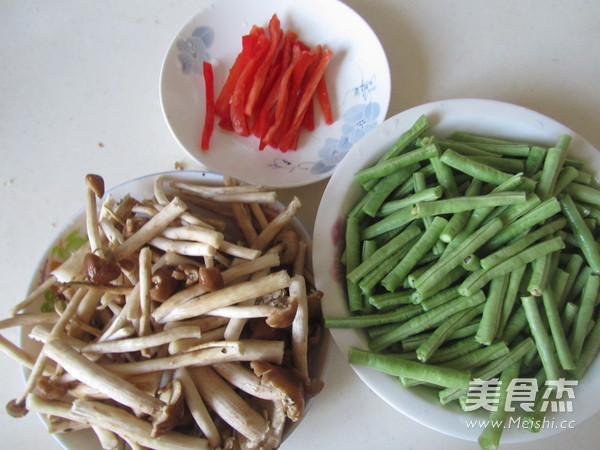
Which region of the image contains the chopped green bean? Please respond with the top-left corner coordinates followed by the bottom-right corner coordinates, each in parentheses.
top-left (564, 182), bottom-right (600, 206)
top-left (573, 318), bottom-right (600, 379)
top-left (484, 197), bottom-right (562, 251)
top-left (381, 217), bottom-right (447, 292)
top-left (521, 296), bottom-right (561, 381)
top-left (476, 274), bottom-right (509, 345)
top-left (443, 341), bottom-right (510, 370)
top-left (527, 253), bottom-right (552, 296)
top-left (497, 265), bottom-right (527, 336)
top-left (570, 275), bottom-right (599, 360)
top-left (348, 223), bottom-right (421, 284)
top-left (459, 236), bottom-right (565, 296)
top-left (540, 285), bottom-right (575, 370)
top-left (560, 194), bottom-right (600, 273)
top-left (413, 192), bottom-right (526, 218)
top-left (430, 155), bottom-right (459, 198)
top-left (361, 164), bottom-right (420, 217)
top-left (355, 144), bottom-right (439, 186)
top-left (536, 147), bottom-right (567, 200)
top-left (369, 291), bottom-right (486, 352)
top-left (378, 186), bottom-right (443, 217)
top-left (524, 146), bottom-right (547, 177)
top-left (368, 291), bottom-right (414, 309)
top-left (348, 346), bottom-right (472, 388)
top-left (345, 216), bottom-right (364, 311)
top-left (361, 206), bottom-right (416, 239)
top-left (440, 149), bottom-right (515, 185)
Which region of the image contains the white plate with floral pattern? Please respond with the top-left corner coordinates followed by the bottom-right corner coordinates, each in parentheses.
top-left (160, 0), bottom-right (390, 188)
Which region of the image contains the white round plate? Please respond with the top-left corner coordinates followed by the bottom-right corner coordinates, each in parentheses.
top-left (20, 170), bottom-right (331, 449)
top-left (160, 0), bottom-right (390, 188)
top-left (313, 98), bottom-right (600, 443)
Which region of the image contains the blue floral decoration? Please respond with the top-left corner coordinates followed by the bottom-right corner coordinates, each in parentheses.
top-left (177, 26), bottom-right (215, 74)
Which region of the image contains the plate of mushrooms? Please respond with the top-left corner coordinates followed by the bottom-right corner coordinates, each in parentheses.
top-left (2, 170), bottom-right (329, 449)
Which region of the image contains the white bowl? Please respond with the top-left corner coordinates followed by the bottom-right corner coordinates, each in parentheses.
top-left (313, 98), bottom-right (600, 443)
top-left (20, 170), bottom-right (331, 449)
top-left (160, 0), bottom-right (390, 188)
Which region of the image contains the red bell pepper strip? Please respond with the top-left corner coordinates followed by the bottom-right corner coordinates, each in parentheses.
top-left (278, 48), bottom-right (333, 151)
top-left (229, 33), bottom-right (270, 136)
top-left (317, 74), bottom-right (334, 125)
top-left (214, 30), bottom-right (261, 117)
top-left (200, 61), bottom-right (215, 151)
top-left (244, 14), bottom-right (282, 117)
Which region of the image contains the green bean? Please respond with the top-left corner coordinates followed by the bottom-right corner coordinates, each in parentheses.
top-left (555, 133), bottom-right (572, 151)
top-left (380, 114), bottom-right (429, 163)
top-left (573, 318), bottom-right (600, 379)
top-left (438, 338), bottom-right (535, 405)
top-left (345, 216), bottom-right (364, 312)
top-left (401, 321), bottom-right (480, 352)
top-left (476, 274), bottom-right (509, 345)
top-left (416, 303), bottom-right (484, 362)
top-left (540, 285), bottom-right (575, 370)
top-left (524, 146), bottom-right (547, 177)
top-left (570, 275), bottom-right (599, 360)
top-left (428, 337), bottom-right (483, 364)
top-left (565, 264), bottom-right (592, 304)
top-left (348, 346), bottom-right (472, 388)
top-left (369, 291), bottom-right (486, 352)
top-left (413, 192), bottom-right (526, 218)
top-left (560, 194), bottom-right (600, 274)
top-left (521, 296), bottom-right (561, 381)
top-left (553, 165), bottom-right (580, 196)
top-left (355, 144), bottom-right (439, 186)
top-left (441, 149), bottom-right (517, 185)
top-left (361, 164), bottom-right (420, 217)
top-left (449, 131), bottom-right (520, 145)
top-left (348, 223), bottom-right (420, 284)
top-left (483, 197), bottom-right (562, 251)
top-left (496, 265), bottom-right (527, 337)
top-left (499, 306), bottom-right (528, 344)
top-left (415, 218), bottom-right (503, 296)
top-left (496, 193), bottom-right (541, 226)
top-left (416, 285), bottom-right (461, 309)
top-left (518, 368), bottom-right (548, 433)
top-left (536, 147), bottom-right (567, 200)
top-left (527, 253), bottom-right (552, 296)
top-left (430, 155), bottom-right (459, 198)
top-left (366, 305), bottom-right (424, 339)
top-left (575, 170), bottom-right (593, 185)
top-left (440, 179), bottom-right (482, 243)
top-left (459, 236), bottom-right (565, 296)
top-left (361, 206), bottom-right (416, 240)
top-left (470, 156), bottom-right (525, 174)
top-left (559, 253), bottom-right (584, 306)
top-left (562, 302), bottom-right (579, 334)
top-left (368, 291), bottom-right (413, 309)
top-left (443, 341), bottom-right (510, 371)
top-left (435, 139), bottom-right (498, 157)
top-left (413, 172), bottom-right (446, 255)
top-left (324, 303), bottom-right (429, 328)
top-left (381, 217), bottom-right (447, 292)
top-left (358, 241), bottom-right (413, 294)
top-left (564, 182), bottom-right (600, 206)
top-left (477, 362), bottom-right (521, 450)
top-left (378, 186), bottom-right (443, 217)
top-left (461, 254), bottom-right (481, 272)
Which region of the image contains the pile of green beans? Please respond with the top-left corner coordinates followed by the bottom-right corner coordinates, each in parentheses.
top-left (325, 114), bottom-right (600, 449)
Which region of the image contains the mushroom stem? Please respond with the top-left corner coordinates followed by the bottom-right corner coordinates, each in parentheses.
top-left (43, 336), bottom-right (166, 418)
top-left (100, 339), bottom-right (284, 376)
top-left (252, 196), bottom-right (302, 252)
top-left (189, 365), bottom-right (268, 442)
top-left (158, 270), bottom-right (291, 323)
top-left (290, 275), bottom-right (309, 381)
top-left (174, 368), bottom-right (221, 449)
top-left (70, 398), bottom-right (210, 450)
top-left (115, 196), bottom-right (188, 259)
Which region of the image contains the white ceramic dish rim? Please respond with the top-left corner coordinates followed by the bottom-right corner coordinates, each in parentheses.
top-left (19, 170), bottom-right (331, 449)
top-left (313, 98), bottom-right (600, 443)
top-left (159, 0), bottom-right (391, 188)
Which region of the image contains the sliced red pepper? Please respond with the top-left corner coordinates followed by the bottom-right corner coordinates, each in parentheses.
top-left (302, 96), bottom-right (315, 131)
top-left (317, 74), bottom-right (334, 125)
top-left (200, 61), bottom-right (215, 151)
top-left (261, 44), bottom-right (302, 149)
top-left (244, 14), bottom-right (283, 117)
top-left (214, 30), bottom-right (262, 117)
top-left (229, 33), bottom-right (270, 136)
top-left (279, 48), bottom-right (333, 151)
